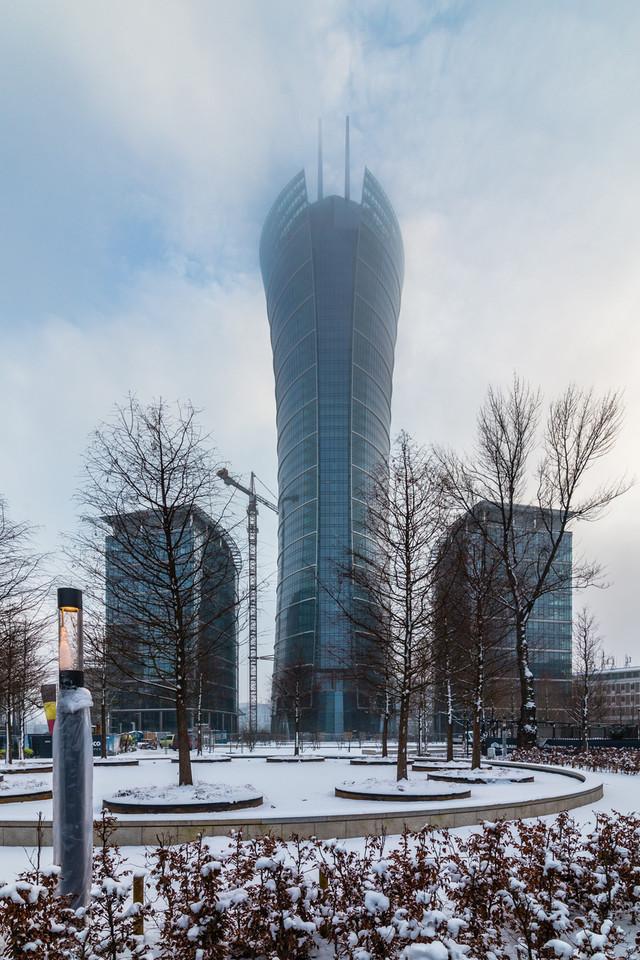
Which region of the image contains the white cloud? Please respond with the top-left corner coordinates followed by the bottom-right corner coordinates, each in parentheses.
top-left (1, 0), bottom-right (639, 670)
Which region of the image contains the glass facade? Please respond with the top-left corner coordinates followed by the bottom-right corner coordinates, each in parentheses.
top-left (432, 504), bottom-right (573, 737)
top-left (260, 168), bottom-right (404, 738)
top-left (105, 509), bottom-right (240, 735)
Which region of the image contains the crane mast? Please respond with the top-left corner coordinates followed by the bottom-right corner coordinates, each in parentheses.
top-left (246, 473), bottom-right (258, 740)
top-left (217, 468), bottom-right (277, 742)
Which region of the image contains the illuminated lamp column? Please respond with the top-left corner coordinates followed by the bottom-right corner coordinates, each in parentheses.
top-left (52, 587), bottom-right (93, 908)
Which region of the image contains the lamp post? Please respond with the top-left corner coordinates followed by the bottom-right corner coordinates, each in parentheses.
top-left (52, 588), bottom-right (93, 909)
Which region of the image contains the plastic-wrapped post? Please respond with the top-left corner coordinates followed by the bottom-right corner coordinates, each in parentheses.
top-left (52, 588), bottom-right (93, 909)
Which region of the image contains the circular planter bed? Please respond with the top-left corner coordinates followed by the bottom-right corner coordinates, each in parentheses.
top-left (336, 777), bottom-right (472, 802)
top-left (350, 757), bottom-right (397, 766)
top-left (0, 777), bottom-right (52, 804)
top-left (94, 758), bottom-right (140, 766)
top-left (171, 756), bottom-right (232, 764)
top-left (266, 756), bottom-right (325, 763)
top-left (412, 762), bottom-right (490, 772)
top-left (103, 782), bottom-right (263, 815)
top-left (427, 769), bottom-right (534, 784)
top-left (0, 764), bottom-right (53, 775)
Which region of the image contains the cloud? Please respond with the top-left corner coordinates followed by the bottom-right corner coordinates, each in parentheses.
top-left (1, 0), bottom-right (639, 669)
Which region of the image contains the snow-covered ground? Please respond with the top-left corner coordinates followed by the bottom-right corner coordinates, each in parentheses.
top-left (0, 752), bottom-right (631, 880)
top-left (0, 753), bottom-right (598, 821)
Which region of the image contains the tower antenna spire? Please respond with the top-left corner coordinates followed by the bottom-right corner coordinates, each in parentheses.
top-left (345, 115), bottom-right (350, 201)
top-left (317, 117), bottom-right (323, 201)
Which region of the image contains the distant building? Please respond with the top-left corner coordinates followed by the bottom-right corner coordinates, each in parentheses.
top-left (433, 502), bottom-right (573, 736)
top-left (105, 507), bottom-right (240, 735)
top-left (595, 664), bottom-right (640, 730)
top-left (260, 124), bottom-right (404, 738)
top-left (238, 702), bottom-right (272, 732)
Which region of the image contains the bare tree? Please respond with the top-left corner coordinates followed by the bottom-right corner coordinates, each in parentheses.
top-left (439, 379), bottom-right (628, 747)
top-left (569, 606), bottom-right (608, 749)
top-left (270, 647), bottom-right (316, 755)
top-left (71, 397), bottom-right (241, 786)
top-left (0, 498), bottom-right (49, 618)
top-left (83, 613), bottom-right (120, 759)
top-left (0, 612), bottom-right (50, 762)
top-left (0, 498), bottom-right (51, 763)
top-left (434, 523), bottom-right (512, 767)
top-left (342, 433), bottom-right (453, 780)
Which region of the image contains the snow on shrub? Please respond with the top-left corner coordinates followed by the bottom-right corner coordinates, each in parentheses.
top-left (1, 810), bottom-right (640, 958)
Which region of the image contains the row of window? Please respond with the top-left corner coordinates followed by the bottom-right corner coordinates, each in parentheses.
top-left (276, 567), bottom-right (317, 609)
top-left (352, 465), bottom-right (377, 500)
top-left (276, 598), bottom-right (316, 636)
top-left (278, 400), bottom-right (317, 460)
top-left (357, 226), bottom-right (402, 314)
top-left (279, 433), bottom-right (318, 488)
top-left (353, 364), bottom-right (392, 423)
top-left (277, 501), bottom-right (317, 552)
top-left (352, 433), bottom-right (386, 472)
top-left (361, 170), bottom-right (405, 284)
top-left (276, 365), bottom-right (317, 427)
top-left (259, 170), bottom-right (308, 282)
top-left (273, 631), bottom-right (315, 664)
top-left (280, 533), bottom-right (317, 579)
top-left (275, 331), bottom-right (317, 396)
top-left (280, 466), bottom-right (318, 513)
top-left (354, 296), bottom-right (396, 362)
top-left (271, 296), bottom-right (315, 361)
top-left (270, 260), bottom-right (314, 336)
top-left (355, 260), bottom-right (398, 335)
top-left (265, 225), bottom-right (311, 315)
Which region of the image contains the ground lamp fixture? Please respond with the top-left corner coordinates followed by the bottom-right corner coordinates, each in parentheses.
top-left (52, 588), bottom-right (93, 909)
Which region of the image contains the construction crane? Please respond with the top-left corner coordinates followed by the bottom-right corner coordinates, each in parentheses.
top-left (217, 468), bottom-right (277, 741)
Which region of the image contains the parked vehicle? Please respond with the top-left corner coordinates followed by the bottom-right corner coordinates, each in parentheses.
top-left (172, 733), bottom-right (193, 750)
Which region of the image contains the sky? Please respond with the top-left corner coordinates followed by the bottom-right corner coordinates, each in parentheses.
top-left (1, 1), bottom-right (639, 697)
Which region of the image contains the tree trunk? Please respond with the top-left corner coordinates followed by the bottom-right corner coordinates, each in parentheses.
top-left (581, 681), bottom-right (589, 751)
top-left (446, 679), bottom-right (454, 762)
top-left (197, 674), bottom-right (203, 756)
top-left (472, 707), bottom-right (482, 769)
top-left (175, 693), bottom-right (192, 786)
top-left (5, 713), bottom-right (12, 765)
top-left (18, 709), bottom-right (24, 761)
top-left (472, 641), bottom-right (484, 769)
top-left (516, 618), bottom-right (536, 748)
top-left (101, 683), bottom-right (107, 759)
top-left (381, 712), bottom-right (389, 757)
top-left (396, 693), bottom-right (409, 780)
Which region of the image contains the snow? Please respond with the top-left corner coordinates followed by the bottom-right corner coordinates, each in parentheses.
top-left (0, 753), bottom-right (596, 823)
top-left (338, 776), bottom-right (472, 797)
top-left (0, 750), bottom-right (624, 880)
top-left (425, 769), bottom-right (533, 783)
top-left (1, 755), bottom-right (639, 958)
top-left (107, 780), bottom-right (259, 805)
top-left (364, 890), bottom-right (390, 914)
top-left (0, 776), bottom-right (49, 795)
top-left (401, 942), bottom-right (450, 960)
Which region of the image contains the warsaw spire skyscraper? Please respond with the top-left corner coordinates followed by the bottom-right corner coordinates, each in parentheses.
top-left (260, 121), bottom-right (404, 738)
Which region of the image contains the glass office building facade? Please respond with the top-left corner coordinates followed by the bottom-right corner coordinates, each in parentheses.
top-left (432, 503), bottom-right (573, 736)
top-left (105, 508), bottom-right (240, 735)
top-left (260, 168), bottom-right (404, 738)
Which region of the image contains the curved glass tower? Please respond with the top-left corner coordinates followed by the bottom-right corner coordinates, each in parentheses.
top-left (260, 160), bottom-right (404, 738)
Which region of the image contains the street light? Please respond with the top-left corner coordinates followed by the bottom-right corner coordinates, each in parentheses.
top-left (58, 589), bottom-right (83, 681)
top-left (52, 588), bottom-right (93, 909)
